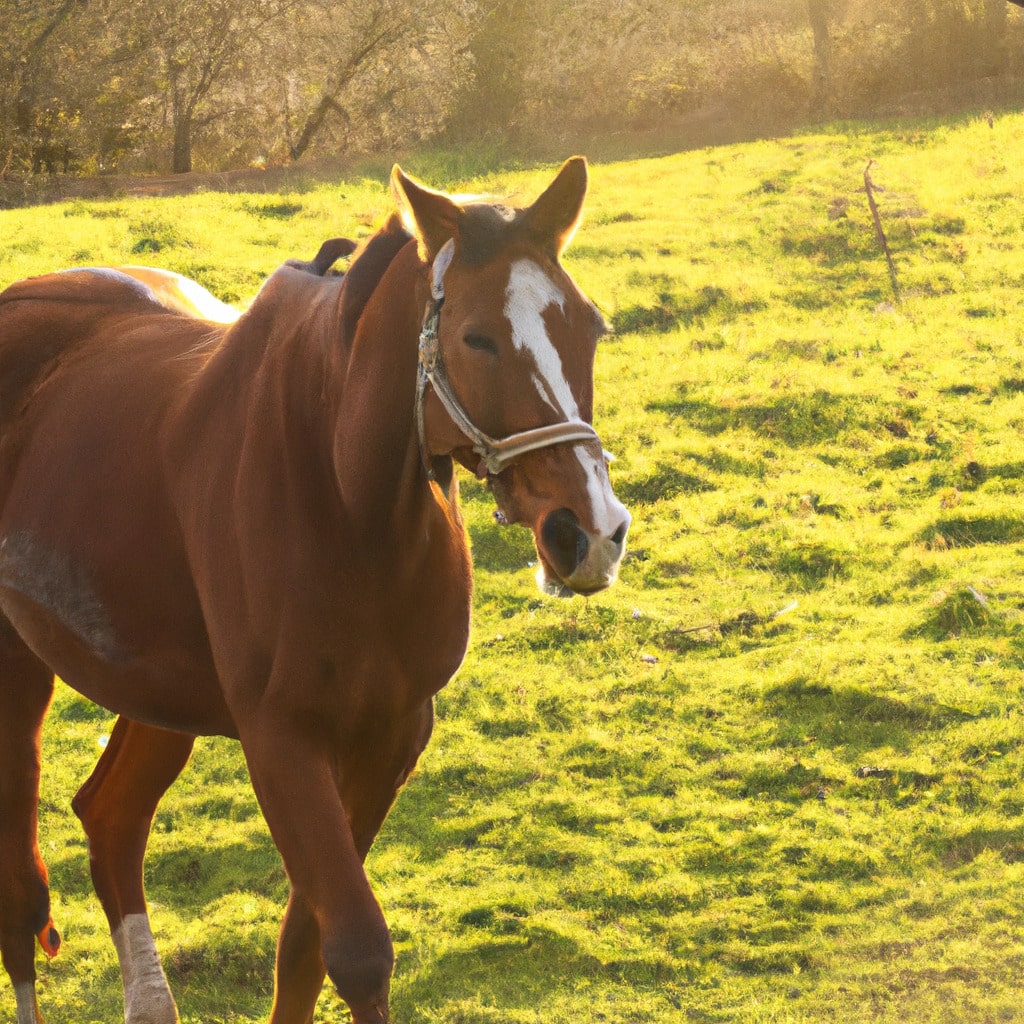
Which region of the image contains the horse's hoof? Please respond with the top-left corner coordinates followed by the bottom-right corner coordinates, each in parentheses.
top-left (37, 920), bottom-right (61, 959)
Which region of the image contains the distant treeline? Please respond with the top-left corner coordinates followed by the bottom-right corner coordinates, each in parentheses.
top-left (2, 0), bottom-right (1022, 181)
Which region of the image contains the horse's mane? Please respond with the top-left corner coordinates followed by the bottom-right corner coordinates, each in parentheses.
top-left (337, 213), bottom-right (413, 344)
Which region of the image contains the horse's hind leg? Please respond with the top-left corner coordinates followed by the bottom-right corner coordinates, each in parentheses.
top-left (0, 618), bottom-right (56, 1024)
top-left (72, 716), bottom-right (194, 1024)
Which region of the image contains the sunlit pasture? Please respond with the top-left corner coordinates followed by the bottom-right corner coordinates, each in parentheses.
top-left (2, 110), bottom-right (1024, 1023)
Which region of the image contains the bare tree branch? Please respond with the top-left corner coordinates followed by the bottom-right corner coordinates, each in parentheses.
top-left (864, 160), bottom-right (900, 303)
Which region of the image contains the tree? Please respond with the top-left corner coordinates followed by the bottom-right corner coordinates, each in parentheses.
top-left (982, 0), bottom-right (1009, 75)
top-left (284, 2), bottom-right (402, 160)
top-left (4, 0), bottom-right (1024, 184)
top-left (807, 0), bottom-right (833, 115)
top-left (118, 0), bottom-right (290, 173)
top-left (270, 0), bottom-right (464, 162)
top-left (447, 0), bottom-right (675, 146)
top-left (0, 0), bottom-right (89, 176)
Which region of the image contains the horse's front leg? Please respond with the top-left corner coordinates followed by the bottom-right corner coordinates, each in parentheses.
top-left (240, 714), bottom-right (395, 1024)
top-left (72, 717), bottom-right (195, 1024)
top-left (266, 700), bottom-right (434, 1024)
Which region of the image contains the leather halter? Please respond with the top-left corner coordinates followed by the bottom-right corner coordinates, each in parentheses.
top-left (414, 249), bottom-right (602, 482)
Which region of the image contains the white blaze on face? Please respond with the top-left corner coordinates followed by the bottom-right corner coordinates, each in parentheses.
top-left (504, 259), bottom-right (578, 418)
top-left (503, 259), bottom-right (627, 548)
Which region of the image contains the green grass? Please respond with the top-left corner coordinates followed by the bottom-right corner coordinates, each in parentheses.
top-left (4, 110), bottom-right (1024, 1022)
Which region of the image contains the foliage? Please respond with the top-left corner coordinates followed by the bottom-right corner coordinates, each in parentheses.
top-left (3, 1), bottom-right (1024, 180)
top-left (3, 109), bottom-right (1024, 1022)
top-left (0, 0), bottom-right (464, 180)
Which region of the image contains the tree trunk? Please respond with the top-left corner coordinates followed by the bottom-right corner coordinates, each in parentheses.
top-left (168, 60), bottom-right (193, 174)
top-left (172, 111), bottom-right (193, 173)
top-left (289, 95), bottom-right (345, 161)
top-left (807, 0), bottom-right (832, 117)
top-left (983, 0), bottom-right (1008, 77)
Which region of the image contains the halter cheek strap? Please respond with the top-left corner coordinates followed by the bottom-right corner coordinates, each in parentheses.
top-left (414, 247), bottom-right (602, 481)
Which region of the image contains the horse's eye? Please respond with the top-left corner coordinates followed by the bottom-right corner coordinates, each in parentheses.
top-left (463, 332), bottom-right (498, 355)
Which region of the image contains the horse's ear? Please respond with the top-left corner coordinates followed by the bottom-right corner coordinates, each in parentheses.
top-left (391, 165), bottom-right (463, 262)
top-left (524, 156), bottom-right (588, 259)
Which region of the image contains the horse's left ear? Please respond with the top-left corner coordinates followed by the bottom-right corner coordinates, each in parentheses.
top-left (524, 156), bottom-right (588, 259)
top-left (391, 165), bottom-right (464, 263)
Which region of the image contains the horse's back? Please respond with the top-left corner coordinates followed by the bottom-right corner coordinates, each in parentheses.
top-left (0, 267), bottom-right (171, 323)
top-left (0, 270), bottom-right (177, 434)
top-left (114, 266), bottom-right (240, 323)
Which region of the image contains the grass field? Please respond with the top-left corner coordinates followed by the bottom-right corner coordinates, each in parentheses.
top-left (2, 110), bottom-right (1024, 1023)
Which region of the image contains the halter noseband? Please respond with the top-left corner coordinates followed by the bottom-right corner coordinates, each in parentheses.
top-left (414, 247), bottom-right (603, 482)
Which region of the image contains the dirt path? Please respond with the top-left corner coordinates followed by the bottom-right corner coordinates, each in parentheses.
top-left (1, 159), bottom-right (358, 208)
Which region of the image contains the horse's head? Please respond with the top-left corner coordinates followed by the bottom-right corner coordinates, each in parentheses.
top-left (392, 158), bottom-right (630, 597)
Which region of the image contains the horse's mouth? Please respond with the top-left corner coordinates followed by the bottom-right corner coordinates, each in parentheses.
top-left (537, 560), bottom-right (576, 598)
top-left (487, 478), bottom-right (627, 598)
top-left (535, 553), bottom-right (619, 598)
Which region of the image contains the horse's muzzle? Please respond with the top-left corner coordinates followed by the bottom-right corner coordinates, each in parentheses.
top-left (537, 507), bottom-right (630, 597)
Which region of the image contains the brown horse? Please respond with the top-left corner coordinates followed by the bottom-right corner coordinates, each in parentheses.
top-left (0, 158), bottom-right (629, 1024)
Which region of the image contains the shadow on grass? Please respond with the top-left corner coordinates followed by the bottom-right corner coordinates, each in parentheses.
top-left (44, 838), bottom-right (282, 1020)
top-left (393, 923), bottom-right (674, 1019)
top-left (742, 539), bottom-right (848, 590)
top-left (987, 460), bottom-right (1024, 481)
top-left (918, 514), bottom-right (1024, 549)
top-left (650, 386), bottom-right (868, 446)
top-left (906, 586), bottom-right (1009, 640)
top-left (759, 677), bottom-right (975, 756)
top-left (612, 283), bottom-right (767, 335)
top-left (929, 825), bottom-right (1024, 868)
top-left (615, 462), bottom-right (716, 504)
top-left (47, 834), bottom-right (285, 916)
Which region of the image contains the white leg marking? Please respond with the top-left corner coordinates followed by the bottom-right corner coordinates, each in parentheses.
top-left (14, 982), bottom-right (39, 1024)
top-left (112, 914), bottom-right (179, 1024)
top-left (504, 260), bottom-right (578, 418)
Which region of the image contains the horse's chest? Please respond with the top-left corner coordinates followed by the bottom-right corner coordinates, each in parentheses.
top-left (245, 540), bottom-right (472, 732)
top-left (344, 572), bottom-right (471, 697)
top-left (329, 514), bottom-right (472, 692)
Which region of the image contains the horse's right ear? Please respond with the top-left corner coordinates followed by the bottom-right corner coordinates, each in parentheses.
top-left (390, 166), bottom-right (464, 263)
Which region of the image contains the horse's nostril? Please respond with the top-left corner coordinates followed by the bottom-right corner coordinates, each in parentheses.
top-left (540, 508), bottom-right (588, 579)
top-left (610, 521), bottom-right (629, 548)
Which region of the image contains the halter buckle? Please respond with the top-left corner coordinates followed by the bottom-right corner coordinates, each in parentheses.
top-left (418, 303), bottom-right (442, 375)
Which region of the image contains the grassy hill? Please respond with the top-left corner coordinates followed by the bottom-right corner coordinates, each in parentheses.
top-left (2, 111), bottom-right (1024, 1023)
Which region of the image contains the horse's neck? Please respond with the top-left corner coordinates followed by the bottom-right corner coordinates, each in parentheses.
top-left (328, 243), bottom-right (439, 521)
top-left (204, 255), bottom-right (434, 530)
